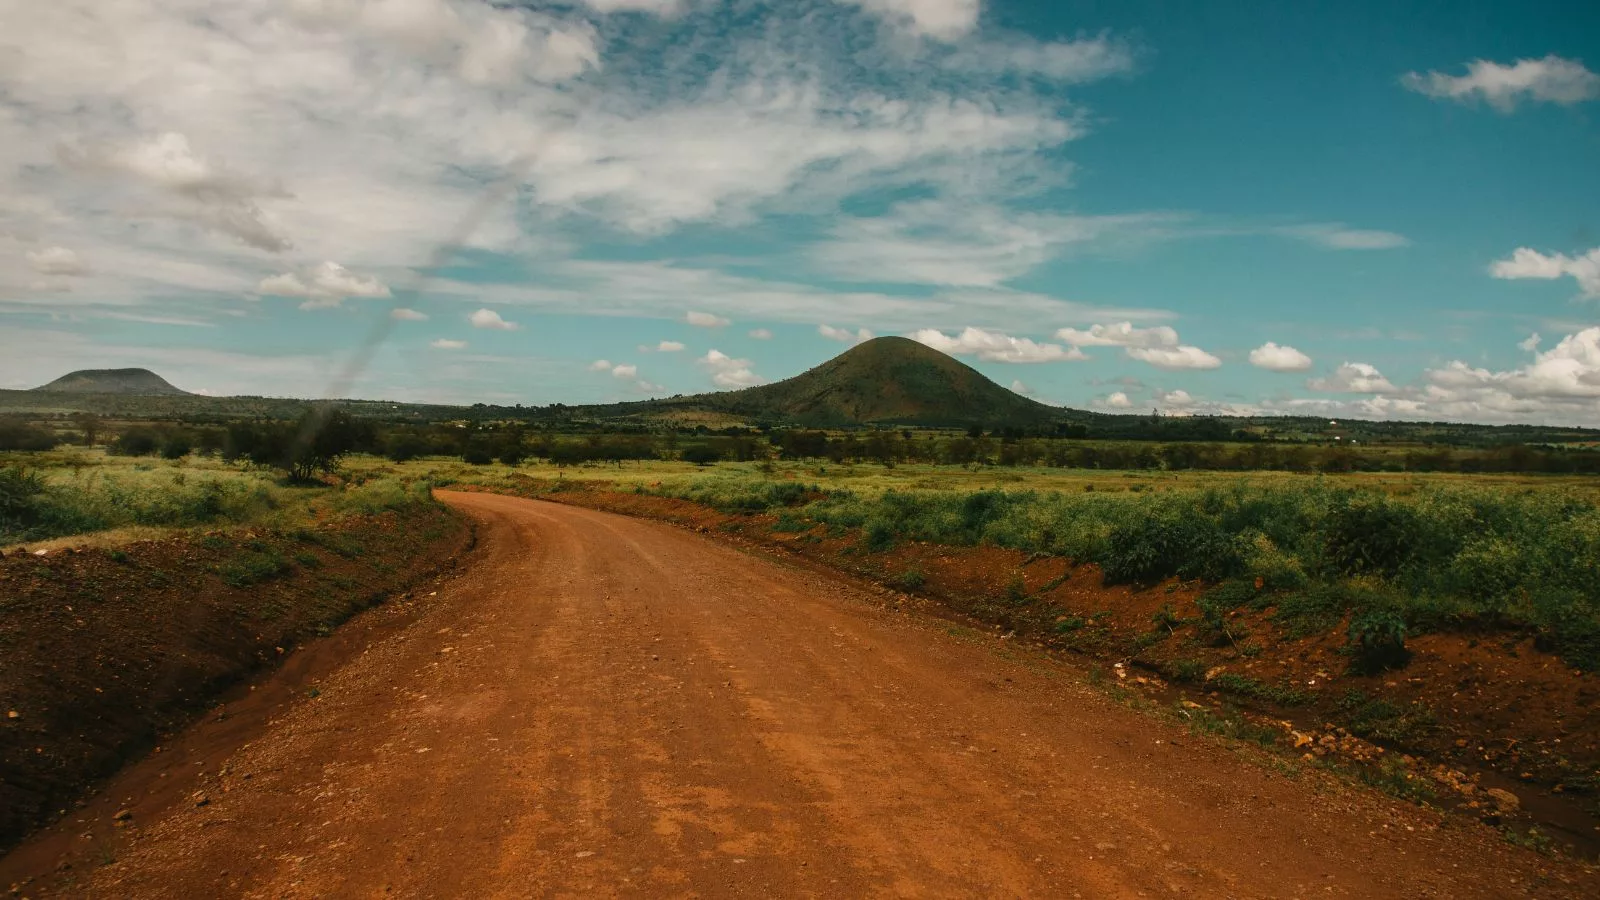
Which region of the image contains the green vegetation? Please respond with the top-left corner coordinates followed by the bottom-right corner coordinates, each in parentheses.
top-left (627, 472), bottom-right (1600, 670)
top-left (1, 449), bottom-right (435, 547)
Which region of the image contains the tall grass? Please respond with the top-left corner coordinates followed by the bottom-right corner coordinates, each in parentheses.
top-left (650, 474), bottom-right (1600, 669)
top-left (1, 458), bottom-right (437, 544)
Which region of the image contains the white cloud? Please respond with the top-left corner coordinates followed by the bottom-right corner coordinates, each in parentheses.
top-left (64, 132), bottom-right (293, 252)
top-left (1055, 321), bottom-right (1217, 370)
top-left (610, 363), bottom-right (637, 378)
top-left (1055, 321), bottom-right (1179, 348)
top-left (655, 340), bottom-right (684, 352)
top-left (1402, 55), bottom-right (1600, 112)
top-left (686, 310), bottom-right (731, 328)
top-left (698, 348), bottom-right (762, 388)
top-left (431, 338), bottom-right (467, 349)
top-left (25, 246), bottom-right (87, 276)
top-left (258, 261), bottom-right (391, 309)
top-left (390, 307), bottom-right (428, 321)
top-left (1279, 224), bottom-right (1409, 250)
top-left (748, 328), bottom-right (773, 340)
top-left (1248, 341), bottom-right (1313, 372)
top-left (1009, 379), bottom-right (1031, 395)
top-left (813, 202), bottom-right (1174, 288)
top-left (1158, 389), bottom-right (1195, 408)
top-left (819, 323), bottom-right (875, 344)
top-left (1519, 332), bottom-right (1541, 352)
top-left (908, 326), bottom-right (1086, 363)
top-left (839, 0), bottom-right (980, 41)
top-left (1490, 246), bottom-right (1600, 298)
top-left (578, 0), bottom-right (683, 15)
top-left (469, 307), bottom-right (519, 330)
top-left (1308, 362), bottom-right (1396, 393)
top-left (1099, 391), bottom-right (1133, 409)
top-left (588, 359), bottom-right (614, 371)
top-left (1125, 345), bottom-right (1222, 370)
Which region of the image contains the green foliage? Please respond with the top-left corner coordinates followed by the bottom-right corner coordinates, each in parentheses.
top-left (1347, 608), bottom-right (1411, 674)
top-left (0, 467), bottom-right (45, 533)
top-left (217, 549), bottom-right (293, 587)
top-left (897, 566), bottom-right (927, 590)
top-left (681, 445), bottom-right (723, 466)
top-left (0, 418), bottom-right (59, 452)
top-left (1336, 690), bottom-right (1437, 745)
top-left (1208, 673), bottom-right (1311, 706)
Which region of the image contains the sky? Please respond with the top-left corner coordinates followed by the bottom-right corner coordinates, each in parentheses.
top-left (1, 0), bottom-right (1598, 424)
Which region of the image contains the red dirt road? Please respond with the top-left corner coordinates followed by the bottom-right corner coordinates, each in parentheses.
top-left (22, 491), bottom-right (1596, 897)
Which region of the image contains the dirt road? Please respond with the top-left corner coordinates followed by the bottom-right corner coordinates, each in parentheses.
top-left (17, 491), bottom-right (1595, 897)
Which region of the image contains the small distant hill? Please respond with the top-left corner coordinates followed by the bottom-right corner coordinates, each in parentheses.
top-left (34, 368), bottom-right (190, 396)
top-left (596, 336), bottom-right (1066, 427)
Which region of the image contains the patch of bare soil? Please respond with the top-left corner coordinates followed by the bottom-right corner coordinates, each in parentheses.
top-left (0, 504), bottom-right (472, 855)
top-left (536, 483), bottom-right (1600, 859)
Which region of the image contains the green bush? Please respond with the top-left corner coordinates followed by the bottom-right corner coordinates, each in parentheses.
top-left (1347, 608), bottom-right (1411, 674)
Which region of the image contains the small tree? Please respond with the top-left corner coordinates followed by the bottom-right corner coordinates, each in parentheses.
top-left (252, 408), bottom-right (368, 483)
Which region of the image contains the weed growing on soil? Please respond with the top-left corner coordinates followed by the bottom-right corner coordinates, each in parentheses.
top-left (635, 473), bottom-right (1600, 670)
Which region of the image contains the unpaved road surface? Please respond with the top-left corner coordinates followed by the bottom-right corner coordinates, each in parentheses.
top-left (11, 491), bottom-right (1595, 898)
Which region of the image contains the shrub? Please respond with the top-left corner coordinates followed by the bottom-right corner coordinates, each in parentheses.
top-left (1347, 608), bottom-right (1411, 674)
top-left (682, 445), bottom-right (722, 466)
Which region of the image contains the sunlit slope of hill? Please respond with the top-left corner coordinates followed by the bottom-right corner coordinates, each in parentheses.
top-left (34, 368), bottom-right (189, 396)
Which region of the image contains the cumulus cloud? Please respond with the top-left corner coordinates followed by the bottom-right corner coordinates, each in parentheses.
top-left (1009, 379), bottom-right (1032, 395)
top-left (469, 308), bottom-right (519, 330)
top-left (588, 359), bottom-right (614, 371)
top-left (1158, 389), bottom-right (1195, 408)
top-left (839, 0), bottom-right (980, 41)
top-left (390, 307), bottom-right (428, 321)
top-left (610, 363), bottom-right (638, 378)
top-left (819, 324), bottom-right (875, 344)
top-left (258, 261), bottom-right (391, 309)
top-left (25, 246), bottom-right (86, 276)
top-left (698, 349), bottom-right (762, 388)
top-left (1249, 341), bottom-right (1313, 372)
top-left (1099, 391), bottom-right (1133, 409)
top-left (748, 328), bottom-right (773, 340)
top-left (1308, 362), bottom-right (1397, 394)
top-left (65, 132), bottom-right (293, 252)
top-left (431, 338), bottom-right (467, 349)
top-left (1056, 321), bottom-right (1218, 369)
top-left (1402, 55), bottom-right (1600, 112)
top-left (1055, 321), bottom-right (1178, 348)
top-left (654, 340), bottom-right (685, 352)
top-left (686, 310), bottom-right (731, 328)
top-left (1490, 246), bottom-right (1600, 298)
top-left (1126, 345), bottom-right (1222, 370)
top-left (908, 326), bottom-right (1086, 363)
top-left (1519, 333), bottom-right (1541, 352)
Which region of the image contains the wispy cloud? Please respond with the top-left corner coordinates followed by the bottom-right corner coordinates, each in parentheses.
top-left (1402, 55), bottom-right (1600, 112)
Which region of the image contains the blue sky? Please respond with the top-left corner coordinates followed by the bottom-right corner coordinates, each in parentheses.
top-left (2, 0), bottom-right (1598, 423)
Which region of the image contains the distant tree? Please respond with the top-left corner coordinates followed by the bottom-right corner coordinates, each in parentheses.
top-left (682, 445), bottom-right (722, 466)
top-left (249, 408), bottom-right (369, 482)
top-left (109, 426), bottom-right (161, 456)
top-left (159, 431), bottom-right (193, 460)
top-left (462, 441), bottom-right (494, 465)
top-left (0, 418), bottom-right (58, 452)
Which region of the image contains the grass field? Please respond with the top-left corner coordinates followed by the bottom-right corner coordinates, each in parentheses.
top-left (397, 455), bottom-right (1600, 673)
top-left (1, 447), bottom-right (432, 549)
top-left (358, 455), bottom-right (1600, 501)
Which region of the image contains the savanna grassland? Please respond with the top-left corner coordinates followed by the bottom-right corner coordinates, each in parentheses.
top-left (5, 395), bottom-right (1600, 857)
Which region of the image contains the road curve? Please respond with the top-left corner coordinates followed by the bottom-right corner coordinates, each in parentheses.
top-left (59, 491), bottom-right (1590, 898)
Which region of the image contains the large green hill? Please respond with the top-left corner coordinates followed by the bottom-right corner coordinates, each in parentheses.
top-left (34, 368), bottom-right (189, 396)
top-left (597, 336), bottom-right (1066, 426)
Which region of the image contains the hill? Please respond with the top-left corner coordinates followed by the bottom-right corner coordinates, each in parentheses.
top-left (596, 336), bottom-right (1067, 427)
top-left (34, 368), bottom-right (190, 396)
